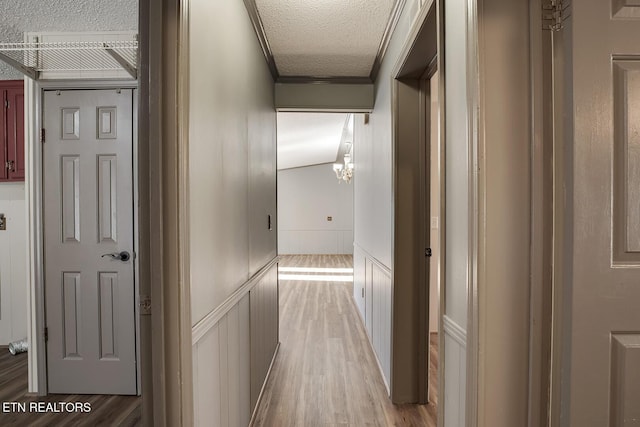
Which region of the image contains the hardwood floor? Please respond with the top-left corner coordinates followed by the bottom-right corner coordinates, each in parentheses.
top-left (252, 254), bottom-right (438, 427)
top-left (0, 348), bottom-right (141, 426)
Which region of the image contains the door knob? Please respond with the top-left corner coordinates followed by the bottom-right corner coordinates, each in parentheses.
top-left (101, 251), bottom-right (131, 262)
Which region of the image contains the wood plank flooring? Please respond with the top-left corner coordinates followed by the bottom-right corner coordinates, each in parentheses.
top-left (0, 348), bottom-right (141, 426)
top-left (252, 254), bottom-right (438, 427)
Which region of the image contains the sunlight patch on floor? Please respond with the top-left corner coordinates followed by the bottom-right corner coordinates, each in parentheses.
top-left (278, 267), bottom-right (354, 273)
top-left (278, 274), bottom-right (354, 282)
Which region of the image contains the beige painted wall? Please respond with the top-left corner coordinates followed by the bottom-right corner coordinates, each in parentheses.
top-left (188, 0), bottom-right (278, 425)
top-left (352, 0), bottom-right (420, 392)
top-left (477, 0), bottom-right (532, 426)
top-left (442, 0), bottom-right (470, 425)
top-left (429, 72), bottom-right (440, 334)
top-left (278, 164), bottom-right (354, 255)
top-left (0, 183), bottom-right (27, 345)
top-left (188, 0), bottom-right (277, 325)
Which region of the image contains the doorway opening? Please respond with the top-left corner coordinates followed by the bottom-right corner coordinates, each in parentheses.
top-left (42, 88), bottom-right (138, 395)
top-left (390, 0), bottom-right (441, 419)
top-left (0, 81), bottom-right (143, 426)
top-left (276, 112), bottom-right (354, 258)
top-left (425, 69), bottom-right (441, 412)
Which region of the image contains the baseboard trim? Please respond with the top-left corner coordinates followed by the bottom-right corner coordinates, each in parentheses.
top-left (191, 256), bottom-right (279, 345)
top-left (249, 341), bottom-right (281, 426)
top-left (443, 315), bottom-right (467, 347)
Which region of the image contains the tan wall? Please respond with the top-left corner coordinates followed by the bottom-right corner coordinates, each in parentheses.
top-left (352, 0), bottom-right (421, 397)
top-left (189, 0), bottom-right (276, 324)
top-left (278, 164), bottom-right (354, 255)
top-left (187, 0), bottom-right (278, 424)
top-left (477, 0), bottom-right (532, 426)
top-left (0, 183), bottom-right (27, 344)
top-left (443, 0), bottom-right (471, 423)
top-left (429, 72), bottom-right (440, 334)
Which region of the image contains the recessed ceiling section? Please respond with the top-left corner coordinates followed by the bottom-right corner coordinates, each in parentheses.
top-left (277, 113), bottom-right (349, 170)
top-left (255, 0), bottom-right (396, 77)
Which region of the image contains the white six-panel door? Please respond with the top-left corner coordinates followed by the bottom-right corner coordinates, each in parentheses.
top-left (43, 89), bottom-right (136, 395)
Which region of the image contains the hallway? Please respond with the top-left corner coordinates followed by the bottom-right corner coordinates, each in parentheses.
top-left (252, 255), bottom-right (437, 427)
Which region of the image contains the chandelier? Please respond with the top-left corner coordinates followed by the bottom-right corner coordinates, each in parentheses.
top-left (332, 153), bottom-right (354, 183)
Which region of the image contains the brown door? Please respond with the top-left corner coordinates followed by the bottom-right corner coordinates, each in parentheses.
top-left (6, 86), bottom-right (24, 181)
top-left (558, 1), bottom-right (640, 425)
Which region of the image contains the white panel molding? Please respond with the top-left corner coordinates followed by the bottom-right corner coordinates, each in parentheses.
top-left (351, 292), bottom-right (391, 395)
top-left (612, 59), bottom-right (640, 265)
top-left (613, 0), bottom-right (640, 19)
top-left (248, 342), bottom-right (281, 425)
top-left (97, 155), bottom-right (118, 243)
top-left (279, 229), bottom-right (353, 254)
top-left (191, 256), bottom-right (279, 345)
top-left (0, 196), bottom-right (27, 345)
top-left (443, 315), bottom-right (467, 348)
top-left (610, 333), bottom-right (640, 425)
top-left (352, 242), bottom-right (392, 393)
top-left (353, 242), bottom-right (392, 276)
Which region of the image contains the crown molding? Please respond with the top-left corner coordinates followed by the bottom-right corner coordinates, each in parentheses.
top-left (243, 0), bottom-right (406, 85)
top-left (276, 75), bottom-right (373, 84)
top-left (242, 0), bottom-right (279, 80)
top-left (370, 0), bottom-right (407, 82)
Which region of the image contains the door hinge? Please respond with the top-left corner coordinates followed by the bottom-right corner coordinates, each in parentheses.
top-left (41, 128), bottom-right (45, 143)
top-left (543, 0), bottom-right (570, 32)
top-left (140, 295), bottom-right (151, 315)
top-left (425, 248), bottom-right (432, 257)
top-left (44, 327), bottom-right (48, 342)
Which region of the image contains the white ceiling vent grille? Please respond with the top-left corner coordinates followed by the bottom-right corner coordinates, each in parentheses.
top-left (0, 39), bottom-right (137, 80)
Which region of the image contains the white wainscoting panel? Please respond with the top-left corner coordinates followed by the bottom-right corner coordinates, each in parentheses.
top-left (353, 244), bottom-right (392, 392)
top-left (193, 295), bottom-right (251, 427)
top-left (372, 261), bottom-right (392, 384)
top-left (352, 246), bottom-right (366, 319)
top-left (278, 229), bottom-right (353, 254)
top-left (277, 163), bottom-right (353, 255)
top-left (443, 315), bottom-right (467, 427)
top-left (193, 262), bottom-right (278, 427)
top-left (0, 191), bottom-right (27, 345)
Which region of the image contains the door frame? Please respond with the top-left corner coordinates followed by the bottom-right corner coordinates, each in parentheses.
top-left (389, 0), bottom-right (452, 408)
top-left (389, 0), bottom-right (482, 422)
top-left (25, 79), bottom-right (140, 396)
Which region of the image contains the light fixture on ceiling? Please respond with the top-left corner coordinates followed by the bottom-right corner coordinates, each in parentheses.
top-left (333, 153), bottom-right (354, 183)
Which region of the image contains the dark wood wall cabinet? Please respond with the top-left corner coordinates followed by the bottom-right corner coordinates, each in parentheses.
top-left (0, 80), bottom-right (25, 182)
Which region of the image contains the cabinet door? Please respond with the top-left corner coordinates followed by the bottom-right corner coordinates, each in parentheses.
top-left (0, 90), bottom-right (7, 181)
top-left (6, 87), bottom-right (24, 181)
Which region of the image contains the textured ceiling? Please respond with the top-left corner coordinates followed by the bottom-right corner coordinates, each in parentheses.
top-left (0, 0), bottom-right (138, 79)
top-left (278, 113), bottom-right (350, 170)
top-left (255, 0), bottom-right (396, 77)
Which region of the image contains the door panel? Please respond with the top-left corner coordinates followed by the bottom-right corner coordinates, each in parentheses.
top-left (6, 87), bottom-right (25, 181)
top-left (0, 90), bottom-right (7, 181)
top-left (43, 89), bottom-right (136, 395)
top-left (562, 2), bottom-right (640, 424)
